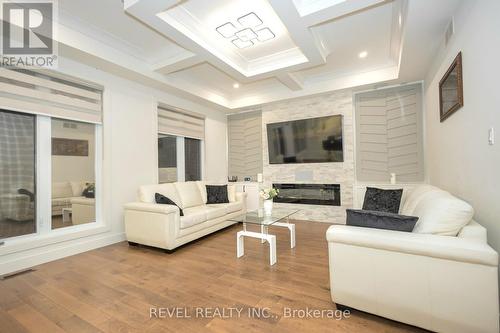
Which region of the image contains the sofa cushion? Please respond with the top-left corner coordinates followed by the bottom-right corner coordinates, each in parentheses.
top-left (52, 182), bottom-right (73, 199)
top-left (180, 206), bottom-right (208, 229)
top-left (346, 209), bottom-right (418, 232)
top-left (362, 187), bottom-right (403, 214)
top-left (52, 197), bottom-right (73, 207)
top-left (206, 185), bottom-right (229, 204)
top-left (155, 193), bottom-right (184, 216)
top-left (175, 182), bottom-right (204, 209)
top-left (70, 181), bottom-right (86, 197)
top-left (412, 191), bottom-right (474, 236)
top-left (401, 184), bottom-right (442, 216)
top-left (204, 206), bottom-right (227, 220)
top-left (209, 201), bottom-right (243, 214)
top-left (138, 183), bottom-right (181, 206)
top-left (196, 181), bottom-right (207, 203)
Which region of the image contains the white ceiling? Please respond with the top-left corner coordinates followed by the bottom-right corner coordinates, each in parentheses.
top-left (56, 0), bottom-right (464, 111)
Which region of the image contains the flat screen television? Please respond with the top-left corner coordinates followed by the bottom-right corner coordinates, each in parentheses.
top-left (267, 115), bottom-right (343, 164)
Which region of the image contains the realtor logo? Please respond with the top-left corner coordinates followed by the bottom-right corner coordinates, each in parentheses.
top-left (1, 0), bottom-right (58, 68)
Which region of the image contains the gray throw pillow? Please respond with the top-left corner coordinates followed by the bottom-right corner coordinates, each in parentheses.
top-left (206, 185), bottom-right (229, 204)
top-left (346, 209), bottom-right (418, 232)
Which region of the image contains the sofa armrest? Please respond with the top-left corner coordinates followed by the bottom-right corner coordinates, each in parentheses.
top-left (327, 225), bottom-right (498, 267)
top-left (124, 202), bottom-right (180, 215)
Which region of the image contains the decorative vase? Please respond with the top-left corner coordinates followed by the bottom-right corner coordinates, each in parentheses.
top-left (263, 199), bottom-right (273, 215)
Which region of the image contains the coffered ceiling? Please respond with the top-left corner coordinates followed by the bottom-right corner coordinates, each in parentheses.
top-left (56, 0), bottom-right (463, 111)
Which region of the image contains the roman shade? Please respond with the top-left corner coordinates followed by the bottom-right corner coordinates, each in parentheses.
top-left (0, 68), bottom-right (103, 124)
top-left (158, 104), bottom-right (205, 139)
top-left (355, 83), bottom-right (424, 182)
top-left (228, 110), bottom-right (262, 181)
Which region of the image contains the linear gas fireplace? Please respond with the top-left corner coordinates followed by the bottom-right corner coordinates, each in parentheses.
top-left (273, 183), bottom-right (341, 206)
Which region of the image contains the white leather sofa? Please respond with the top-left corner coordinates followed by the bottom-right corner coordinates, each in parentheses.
top-left (52, 181), bottom-right (88, 216)
top-left (0, 181), bottom-right (89, 221)
top-left (70, 197), bottom-right (95, 225)
top-left (327, 184), bottom-right (499, 333)
top-left (124, 181), bottom-right (246, 251)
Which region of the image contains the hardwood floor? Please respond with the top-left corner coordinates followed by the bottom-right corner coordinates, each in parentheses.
top-left (0, 221), bottom-right (426, 333)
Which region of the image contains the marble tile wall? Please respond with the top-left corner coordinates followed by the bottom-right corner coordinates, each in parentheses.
top-left (261, 91), bottom-right (355, 224)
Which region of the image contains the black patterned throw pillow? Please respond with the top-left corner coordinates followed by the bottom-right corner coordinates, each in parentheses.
top-left (362, 187), bottom-right (403, 214)
top-left (206, 185), bottom-right (229, 204)
top-left (155, 193), bottom-right (184, 216)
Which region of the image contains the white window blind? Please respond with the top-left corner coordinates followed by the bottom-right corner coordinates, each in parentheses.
top-left (158, 105), bottom-right (205, 140)
top-left (228, 111), bottom-right (262, 182)
top-left (0, 68), bottom-right (103, 124)
top-left (355, 83), bottom-right (424, 182)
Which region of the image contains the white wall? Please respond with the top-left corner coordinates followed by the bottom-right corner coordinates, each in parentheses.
top-left (0, 55), bottom-right (227, 274)
top-left (424, 0), bottom-right (500, 252)
top-left (51, 119), bottom-right (95, 183)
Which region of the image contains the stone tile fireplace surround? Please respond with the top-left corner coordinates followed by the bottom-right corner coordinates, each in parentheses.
top-left (261, 90), bottom-right (354, 224)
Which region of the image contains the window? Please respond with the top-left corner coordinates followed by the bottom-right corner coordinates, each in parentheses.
top-left (0, 68), bottom-right (103, 242)
top-left (51, 119), bottom-right (96, 229)
top-left (157, 104), bottom-right (204, 183)
top-left (158, 135), bottom-right (202, 183)
top-left (184, 137), bottom-right (201, 181)
top-left (158, 134), bottom-right (177, 183)
top-left (0, 110), bottom-right (36, 239)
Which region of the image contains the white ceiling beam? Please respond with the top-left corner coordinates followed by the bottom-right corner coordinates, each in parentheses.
top-left (276, 73), bottom-right (303, 91)
top-left (267, 0), bottom-right (326, 66)
top-left (153, 53), bottom-right (203, 74)
top-left (300, 0), bottom-right (390, 27)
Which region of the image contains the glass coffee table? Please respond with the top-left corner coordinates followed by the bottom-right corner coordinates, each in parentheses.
top-left (228, 208), bottom-right (298, 265)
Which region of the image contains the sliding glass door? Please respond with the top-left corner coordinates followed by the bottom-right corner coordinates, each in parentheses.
top-left (51, 119), bottom-right (96, 229)
top-left (0, 110), bottom-right (101, 241)
top-left (0, 110), bottom-right (36, 239)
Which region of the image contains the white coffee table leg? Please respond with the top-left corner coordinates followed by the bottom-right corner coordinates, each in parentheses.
top-left (273, 221), bottom-right (296, 248)
top-left (261, 225), bottom-right (265, 243)
top-left (268, 235), bottom-right (276, 265)
top-left (237, 231), bottom-right (245, 258)
top-left (236, 229), bottom-right (277, 265)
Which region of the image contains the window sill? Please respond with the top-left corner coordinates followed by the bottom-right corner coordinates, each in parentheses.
top-left (0, 222), bottom-right (111, 256)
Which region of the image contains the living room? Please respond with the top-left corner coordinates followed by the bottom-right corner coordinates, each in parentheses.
top-left (0, 0), bottom-right (499, 332)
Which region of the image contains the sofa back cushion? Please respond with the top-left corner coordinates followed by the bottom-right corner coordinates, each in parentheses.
top-left (401, 184), bottom-right (442, 216)
top-left (412, 190), bottom-right (474, 236)
top-left (174, 181), bottom-right (204, 209)
top-left (138, 183), bottom-right (181, 206)
top-left (52, 182), bottom-right (73, 199)
top-left (70, 181), bottom-right (86, 197)
top-left (196, 181), bottom-right (207, 203)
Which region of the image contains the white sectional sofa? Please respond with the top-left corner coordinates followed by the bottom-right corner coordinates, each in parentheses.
top-left (124, 181), bottom-right (246, 251)
top-left (327, 184), bottom-right (499, 333)
top-left (52, 181), bottom-right (89, 216)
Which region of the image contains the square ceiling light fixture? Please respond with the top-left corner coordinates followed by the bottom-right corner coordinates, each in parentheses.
top-left (216, 12), bottom-right (275, 49)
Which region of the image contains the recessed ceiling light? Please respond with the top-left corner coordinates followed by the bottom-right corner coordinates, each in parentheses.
top-left (256, 28), bottom-right (275, 42)
top-left (358, 51), bottom-right (368, 59)
top-left (232, 38), bottom-right (253, 49)
top-left (237, 12), bottom-right (262, 28)
top-left (235, 28), bottom-right (258, 42)
top-left (216, 22), bottom-right (237, 38)
top-left (233, 83), bottom-right (240, 89)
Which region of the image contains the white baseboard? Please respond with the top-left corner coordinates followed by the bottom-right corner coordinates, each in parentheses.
top-left (0, 232), bottom-right (126, 276)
